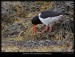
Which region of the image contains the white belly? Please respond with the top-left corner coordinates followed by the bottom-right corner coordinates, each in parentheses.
top-left (39, 13), bottom-right (63, 26)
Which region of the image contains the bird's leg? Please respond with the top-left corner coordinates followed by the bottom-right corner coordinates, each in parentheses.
top-left (38, 25), bottom-right (49, 34)
top-left (33, 25), bottom-right (36, 35)
top-left (48, 25), bottom-right (52, 32)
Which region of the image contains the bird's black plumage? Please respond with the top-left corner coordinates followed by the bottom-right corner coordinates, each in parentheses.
top-left (31, 16), bottom-right (42, 25)
top-left (40, 11), bottom-right (69, 19)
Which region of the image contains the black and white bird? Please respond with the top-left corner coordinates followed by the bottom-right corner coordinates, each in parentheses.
top-left (31, 10), bottom-right (69, 34)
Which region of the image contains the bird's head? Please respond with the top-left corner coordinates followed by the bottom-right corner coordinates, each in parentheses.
top-left (31, 16), bottom-right (42, 35)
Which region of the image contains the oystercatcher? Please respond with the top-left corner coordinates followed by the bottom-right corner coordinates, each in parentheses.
top-left (31, 10), bottom-right (69, 34)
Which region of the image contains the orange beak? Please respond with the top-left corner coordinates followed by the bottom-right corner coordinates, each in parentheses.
top-left (33, 25), bottom-right (36, 35)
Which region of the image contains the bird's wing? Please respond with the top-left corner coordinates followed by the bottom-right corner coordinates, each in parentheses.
top-left (39, 11), bottom-right (63, 19)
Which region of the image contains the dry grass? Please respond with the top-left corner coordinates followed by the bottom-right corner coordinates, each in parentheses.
top-left (2, 42), bottom-right (73, 52)
top-left (1, 1), bottom-right (74, 52)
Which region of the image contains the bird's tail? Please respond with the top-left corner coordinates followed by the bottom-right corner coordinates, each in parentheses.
top-left (64, 13), bottom-right (69, 15)
top-left (62, 12), bottom-right (70, 15)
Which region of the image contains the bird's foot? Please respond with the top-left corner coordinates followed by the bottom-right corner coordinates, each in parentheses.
top-left (37, 30), bottom-right (45, 34)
